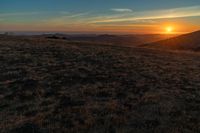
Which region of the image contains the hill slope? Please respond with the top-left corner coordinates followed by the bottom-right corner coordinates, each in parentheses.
top-left (44, 34), bottom-right (176, 46)
top-left (142, 30), bottom-right (200, 51)
top-left (0, 36), bottom-right (199, 133)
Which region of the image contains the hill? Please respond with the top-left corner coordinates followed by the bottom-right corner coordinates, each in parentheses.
top-left (0, 35), bottom-right (199, 133)
top-left (141, 30), bottom-right (200, 51)
top-left (44, 34), bottom-right (176, 46)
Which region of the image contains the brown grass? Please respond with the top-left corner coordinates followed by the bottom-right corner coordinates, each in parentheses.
top-left (0, 35), bottom-right (199, 133)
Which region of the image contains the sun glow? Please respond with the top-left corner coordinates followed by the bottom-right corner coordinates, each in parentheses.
top-left (165, 26), bottom-right (174, 34)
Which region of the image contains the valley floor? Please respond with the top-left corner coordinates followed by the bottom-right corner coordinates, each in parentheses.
top-left (0, 36), bottom-right (200, 133)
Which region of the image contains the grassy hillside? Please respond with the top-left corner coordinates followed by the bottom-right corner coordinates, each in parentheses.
top-left (0, 36), bottom-right (200, 133)
top-left (141, 30), bottom-right (200, 51)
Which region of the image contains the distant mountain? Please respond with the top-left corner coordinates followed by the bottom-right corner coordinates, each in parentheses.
top-left (44, 34), bottom-right (176, 46)
top-left (141, 30), bottom-right (200, 51)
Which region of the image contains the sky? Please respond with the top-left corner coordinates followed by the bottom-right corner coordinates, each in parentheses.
top-left (1, 0), bottom-right (200, 34)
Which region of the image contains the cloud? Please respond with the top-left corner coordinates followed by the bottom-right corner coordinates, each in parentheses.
top-left (67, 12), bottom-right (90, 18)
top-left (0, 12), bottom-right (40, 17)
top-left (59, 11), bottom-right (90, 18)
top-left (92, 6), bottom-right (200, 24)
top-left (59, 11), bottom-right (69, 14)
top-left (38, 12), bottom-right (91, 27)
top-left (111, 8), bottom-right (133, 12)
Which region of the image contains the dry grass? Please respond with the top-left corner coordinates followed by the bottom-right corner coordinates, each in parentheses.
top-left (0, 35), bottom-right (200, 133)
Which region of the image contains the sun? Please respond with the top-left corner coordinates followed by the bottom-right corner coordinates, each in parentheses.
top-left (165, 26), bottom-right (174, 34)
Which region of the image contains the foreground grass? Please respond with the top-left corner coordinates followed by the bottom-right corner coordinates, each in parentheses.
top-left (0, 36), bottom-right (199, 133)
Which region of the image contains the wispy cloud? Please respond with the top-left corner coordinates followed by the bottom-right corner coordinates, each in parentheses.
top-left (38, 12), bottom-right (91, 27)
top-left (59, 11), bottom-right (90, 18)
top-left (111, 8), bottom-right (133, 12)
top-left (0, 12), bottom-right (40, 17)
top-left (66, 12), bottom-right (90, 18)
top-left (59, 11), bottom-right (69, 14)
top-left (91, 6), bottom-right (200, 24)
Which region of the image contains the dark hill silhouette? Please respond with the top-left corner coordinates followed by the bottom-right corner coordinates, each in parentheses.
top-left (44, 34), bottom-right (176, 46)
top-left (141, 30), bottom-right (200, 51)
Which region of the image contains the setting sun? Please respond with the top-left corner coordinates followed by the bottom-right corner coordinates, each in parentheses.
top-left (165, 26), bottom-right (174, 34)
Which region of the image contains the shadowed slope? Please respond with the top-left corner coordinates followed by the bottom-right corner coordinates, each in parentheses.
top-left (43, 34), bottom-right (176, 46)
top-left (141, 30), bottom-right (200, 51)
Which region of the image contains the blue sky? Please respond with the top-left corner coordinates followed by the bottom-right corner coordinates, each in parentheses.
top-left (1, 0), bottom-right (199, 12)
top-left (1, 0), bottom-right (200, 33)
